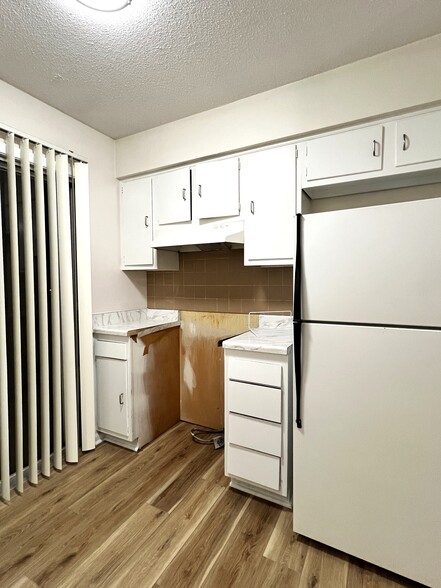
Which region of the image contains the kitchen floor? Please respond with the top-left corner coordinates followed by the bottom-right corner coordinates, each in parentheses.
top-left (0, 423), bottom-right (423, 587)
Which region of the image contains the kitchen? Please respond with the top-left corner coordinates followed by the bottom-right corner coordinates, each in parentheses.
top-left (0, 1), bottom-right (441, 586)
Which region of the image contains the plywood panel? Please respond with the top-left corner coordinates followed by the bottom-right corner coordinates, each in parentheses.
top-left (180, 311), bottom-right (248, 429)
top-left (133, 326), bottom-right (180, 446)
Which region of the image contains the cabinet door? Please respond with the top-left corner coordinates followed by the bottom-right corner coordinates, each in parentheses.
top-left (120, 177), bottom-right (153, 267)
top-left (396, 110), bottom-right (441, 167)
top-left (305, 125), bottom-right (384, 181)
top-left (96, 356), bottom-right (130, 438)
top-left (194, 157), bottom-right (240, 219)
top-left (152, 168), bottom-right (191, 225)
top-left (241, 145), bottom-right (295, 265)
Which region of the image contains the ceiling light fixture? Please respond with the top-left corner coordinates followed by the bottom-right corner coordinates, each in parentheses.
top-left (76, 0), bottom-right (132, 11)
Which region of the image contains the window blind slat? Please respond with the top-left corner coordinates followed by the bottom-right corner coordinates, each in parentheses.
top-left (74, 162), bottom-right (95, 451)
top-left (56, 154), bottom-right (78, 463)
top-left (6, 133), bottom-right (24, 494)
top-left (47, 149), bottom-right (63, 471)
top-left (34, 144), bottom-right (51, 478)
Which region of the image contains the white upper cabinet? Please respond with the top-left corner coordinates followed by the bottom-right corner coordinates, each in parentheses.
top-left (395, 110), bottom-right (441, 167)
top-left (304, 125), bottom-right (384, 182)
top-left (241, 145), bottom-right (296, 266)
top-left (120, 177), bottom-right (179, 270)
top-left (193, 157), bottom-right (240, 220)
top-left (120, 177), bottom-right (153, 267)
top-left (152, 167), bottom-right (191, 225)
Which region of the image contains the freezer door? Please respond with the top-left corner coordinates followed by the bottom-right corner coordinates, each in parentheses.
top-left (294, 323), bottom-right (441, 587)
top-left (302, 197), bottom-right (441, 327)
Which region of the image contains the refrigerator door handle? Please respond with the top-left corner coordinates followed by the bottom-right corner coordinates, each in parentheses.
top-left (294, 213), bottom-right (302, 429)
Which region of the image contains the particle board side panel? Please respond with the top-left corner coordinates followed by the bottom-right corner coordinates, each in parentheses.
top-left (133, 327), bottom-right (180, 447)
top-left (180, 311), bottom-right (248, 429)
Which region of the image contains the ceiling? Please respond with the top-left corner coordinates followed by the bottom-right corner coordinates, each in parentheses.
top-left (1, 0), bottom-right (441, 139)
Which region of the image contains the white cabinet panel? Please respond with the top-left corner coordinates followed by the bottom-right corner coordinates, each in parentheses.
top-left (194, 157), bottom-right (240, 220)
top-left (242, 145), bottom-right (296, 265)
top-left (95, 340), bottom-right (127, 360)
top-left (227, 445), bottom-right (280, 490)
top-left (396, 110), bottom-right (441, 167)
top-left (302, 197), bottom-right (441, 327)
top-left (120, 177), bottom-right (153, 267)
top-left (96, 356), bottom-right (129, 438)
top-left (305, 125), bottom-right (383, 181)
top-left (229, 414), bottom-right (282, 456)
top-left (152, 168), bottom-right (191, 225)
top-left (229, 357), bottom-right (282, 387)
top-left (295, 323), bottom-right (441, 588)
top-left (228, 380), bottom-right (281, 423)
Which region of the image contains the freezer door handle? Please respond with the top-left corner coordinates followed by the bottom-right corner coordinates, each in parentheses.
top-left (294, 213), bottom-right (302, 429)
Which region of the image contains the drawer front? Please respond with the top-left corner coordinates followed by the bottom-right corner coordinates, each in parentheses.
top-left (95, 340), bottom-right (128, 360)
top-left (229, 413), bottom-right (281, 457)
top-left (227, 445), bottom-right (280, 491)
top-left (228, 380), bottom-right (281, 423)
top-left (229, 358), bottom-right (282, 387)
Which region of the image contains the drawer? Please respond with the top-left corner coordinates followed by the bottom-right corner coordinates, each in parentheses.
top-left (229, 413), bottom-right (281, 457)
top-left (95, 340), bottom-right (128, 360)
top-left (227, 380), bottom-right (281, 423)
top-left (229, 358), bottom-right (282, 387)
top-left (227, 445), bottom-right (280, 491)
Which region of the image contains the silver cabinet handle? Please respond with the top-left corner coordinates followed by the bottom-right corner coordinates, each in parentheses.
top-left (182, 188), bottom-right (186, 201)
top-left (372, 140), bottom-right (380, 157)
top-left (198, 184), bottom-right (202, 197)
top-left (402, 133), bottom-right (410, 151)
top-left (145, 215), bottom-right (149, 227)
top-left (250, 201), bottom-right (255, 214)
top-left (119, 393), bottom-right (124, 405)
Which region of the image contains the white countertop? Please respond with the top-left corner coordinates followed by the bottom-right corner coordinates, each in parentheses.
top-left (222, 328), bottom-right (293, 355)
top-left (92, 308), bottom-right (180, 337)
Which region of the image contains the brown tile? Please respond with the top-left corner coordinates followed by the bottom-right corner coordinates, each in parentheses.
top-left (183, 272), bottom-right (196, 286)
top-left (206, 285), bottom-right (228, 299)
top-left (163, 273), bottom-right (174, 285)
top-left (214, 258), bottom-right (229, 275)
top-left (193, 299), bottom-right (218, 312)
top-left (269, 300), bottom-right (292, 311)
top-left (227, 299), bottom-right (243, 313)
top-left (253, 284), bottom-right (269, 301)
top-left (154, 272), bottom-right (164, 286)
top-left (193, 259), bottom-right (206, 273)
top-left (242, 299), bottom-right (269, 313)
top-left (173, 271), bottom-right (184, 285)
top-left (194, 286), bottom-right (206, 299)
top-left (282, 267), bottom-right (293, 285)
top-left (228, 286), bottom-right (243, 300)
top-left (282, 284), bottom-right (293, 302)
top-left (204, 271), bottom-right (218, 286)
top-left (183, 285), bottom-right (195, 298)
top-left (173, 285), bottom-right (185, 297)
top-left (217, 299), bottom-right (229, 313)
top-left (269, 285), bottom-right (285, 301)
top-left (268, 269), bottom-right (284, 286)
top-left (194, 272), bottom-right (207, 286)
top-left (182, 257), bottom-right (195, 272)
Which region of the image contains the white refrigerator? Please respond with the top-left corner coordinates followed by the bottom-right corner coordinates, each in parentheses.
top-left (293, 197), bottom-right (441, 587)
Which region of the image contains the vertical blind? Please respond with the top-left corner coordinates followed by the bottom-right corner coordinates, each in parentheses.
top-left (0, 129), bottom-right (95, 501)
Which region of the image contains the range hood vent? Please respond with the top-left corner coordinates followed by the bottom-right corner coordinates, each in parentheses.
top-left (151, 220), bottom-right (244, 252)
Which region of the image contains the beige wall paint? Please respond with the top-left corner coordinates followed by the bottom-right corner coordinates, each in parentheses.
top-left (116, 34), bottom-right (441, 178)
top-left (0, 79), bottom-right (146, 313)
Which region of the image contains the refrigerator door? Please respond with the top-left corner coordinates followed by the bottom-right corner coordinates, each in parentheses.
top-left (294, 323), bottom-right (441, 587)
top-left (302, 197), bottom-right (441, 327)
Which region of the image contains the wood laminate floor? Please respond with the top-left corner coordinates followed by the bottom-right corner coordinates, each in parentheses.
top-left (0, 422), bottom-right (425, 588)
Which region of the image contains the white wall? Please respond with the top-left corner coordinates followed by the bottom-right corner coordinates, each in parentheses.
top-left (0, 79), bottom-right (146, 313)
top-left (116, 34), bottom-right (441, 178)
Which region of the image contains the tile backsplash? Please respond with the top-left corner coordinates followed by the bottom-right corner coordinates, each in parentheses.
top-left (147, 249), bottom-right (293, 313)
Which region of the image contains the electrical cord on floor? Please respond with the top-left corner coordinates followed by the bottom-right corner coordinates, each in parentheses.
top-left (191, 427), bottom-right (224, 449)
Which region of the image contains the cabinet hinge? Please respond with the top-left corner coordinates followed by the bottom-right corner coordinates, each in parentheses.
top-left (238, 159), bottom-right (241, 171)
top-left (238, 202), bottom-right (241, 213)
top-left (295, 145), bottom-right (298, 159)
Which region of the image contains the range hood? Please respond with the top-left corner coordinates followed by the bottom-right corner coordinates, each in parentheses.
top-left (151, 220), bottom-right (244, 252)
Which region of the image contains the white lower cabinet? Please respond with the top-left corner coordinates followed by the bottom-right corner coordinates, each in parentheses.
top-left (224, 349), bottom-right (292, 507)
top-left (94, 328), bottom-right (180, 451)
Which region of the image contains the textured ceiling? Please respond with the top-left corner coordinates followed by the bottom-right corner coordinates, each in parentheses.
top-left (1, 0), bottom-right (441, 139)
